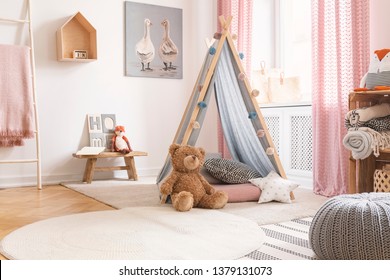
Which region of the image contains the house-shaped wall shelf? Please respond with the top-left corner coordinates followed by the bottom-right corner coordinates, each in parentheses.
top-left (56, 12), bottom-right (97, 62)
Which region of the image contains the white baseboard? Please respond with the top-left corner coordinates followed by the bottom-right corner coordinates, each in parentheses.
top-left (1, 168), bottom-right (313, 190)
top-left (0, 168), bottom-right (161, 188)
top-left (286, 174), bottom-right (313, 189)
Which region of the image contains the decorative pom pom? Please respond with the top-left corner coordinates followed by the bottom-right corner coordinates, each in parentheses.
top-left (239, 52), bottom-right (244, 60)
top-left (266, 147), bottom-right (274, 155)
top-left (251, 89), bottom-right (260, 97)
top-left (192, 121), bottom-right (200, 129)
top-left (256, 129), bottom-right (265, 138)
top-left (209, 47), bottom-right (216, 55)
top-left (198, 85), bottom-right (203, 92)
top-left (238, 72), bottom-right (246, 80)
top-left (248, 112), bottom-right (257, 119)
top-left (214, 32), bottom-right (222, 40)
top-left (232, 34), bottom-right (238, 40)
top-left (198, 101), bottom-right (207, 108)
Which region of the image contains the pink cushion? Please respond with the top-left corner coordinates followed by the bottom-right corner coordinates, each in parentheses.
top-left (214, 183), bottom-right (261, 203)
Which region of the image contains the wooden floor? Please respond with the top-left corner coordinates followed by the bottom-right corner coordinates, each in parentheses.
top-left (0, 185), bottom-right (114, 260)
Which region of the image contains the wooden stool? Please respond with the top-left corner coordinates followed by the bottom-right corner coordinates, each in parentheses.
top-left (72, 151), bottom-right (148, 183)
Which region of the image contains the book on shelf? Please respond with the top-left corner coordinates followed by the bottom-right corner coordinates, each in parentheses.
top-left (76, 146), bottom-right (106, 155)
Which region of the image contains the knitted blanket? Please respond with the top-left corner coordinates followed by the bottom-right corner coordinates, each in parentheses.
top-left (343, 127), bottom-right (390, 159)
top-left (0, 44), bottom-right (34, 146)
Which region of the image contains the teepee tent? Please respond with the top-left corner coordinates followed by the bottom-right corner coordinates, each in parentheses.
top-left (157, 16), bottom-right (286, 190)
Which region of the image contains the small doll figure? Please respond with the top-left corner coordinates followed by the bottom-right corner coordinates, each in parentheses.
top-left (112, 125), bottom-right (132, 154)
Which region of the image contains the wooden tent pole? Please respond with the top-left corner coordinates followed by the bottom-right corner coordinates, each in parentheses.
top-left (180, 16), bottom-right (233, 145)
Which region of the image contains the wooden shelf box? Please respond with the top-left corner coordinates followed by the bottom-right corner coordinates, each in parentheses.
top-left (348, 90), bottom-right (390, 193)
top-left (56, 12), bottom-right (97, 62)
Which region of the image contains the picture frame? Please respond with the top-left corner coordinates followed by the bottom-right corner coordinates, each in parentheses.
top-left (73, 50), bottom-right (88, 59)
top-left (125, 1), bottom-right (183, 79)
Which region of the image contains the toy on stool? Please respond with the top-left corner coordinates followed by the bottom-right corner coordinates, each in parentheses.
top-left (111, 125), bottom-right (132, 154)
top-left (160, 144), bottom-right (228, 212)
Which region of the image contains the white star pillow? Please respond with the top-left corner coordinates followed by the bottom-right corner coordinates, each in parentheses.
top-left (249, 170), bottom-right (299, 203)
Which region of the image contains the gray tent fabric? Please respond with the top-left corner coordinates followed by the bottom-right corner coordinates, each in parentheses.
top-left (214, 43), bottom-right (275, 176)
top-left (156, 40), bottom-right (277, 185)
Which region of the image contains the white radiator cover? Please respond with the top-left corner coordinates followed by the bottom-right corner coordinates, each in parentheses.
top-left (261, 104), bottom-right (313, 188)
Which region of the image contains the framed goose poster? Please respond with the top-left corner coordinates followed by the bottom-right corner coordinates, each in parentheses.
top-left (125, 1), bottom-right (183, 79)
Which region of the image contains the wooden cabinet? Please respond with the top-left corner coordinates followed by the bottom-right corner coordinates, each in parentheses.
top-left (56, 12), bottom-right (97, 62)
top-left (348, 90), bottom-right (390, 193)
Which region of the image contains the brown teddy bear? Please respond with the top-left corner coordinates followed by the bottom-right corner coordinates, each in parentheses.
top-left (160, 144), bottom-right (228, 212)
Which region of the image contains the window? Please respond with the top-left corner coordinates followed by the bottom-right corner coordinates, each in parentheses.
top-left (251, 0), bottom-right (312, 104)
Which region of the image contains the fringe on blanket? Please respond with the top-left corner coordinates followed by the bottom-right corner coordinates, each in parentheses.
top-left (343, 127), bottom-right (390, 159)
top-left (0, 130), bottom-right (34, 147)
top-left (371, 130), bottom-right (390, 156)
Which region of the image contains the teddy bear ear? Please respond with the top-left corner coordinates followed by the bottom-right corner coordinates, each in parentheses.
top-left (169, 143), bottom-right (181, 156)
top-left (198, 147), bottom-right (206, 156)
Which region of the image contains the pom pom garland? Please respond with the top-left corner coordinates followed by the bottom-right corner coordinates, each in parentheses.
top-left (251, 89), bottom-right (260, 97)
top-left (232, 34), bottom-right (238, 40)
top-left (198, 101), bottom-right (207, 108)
top-left (238, 72), bottom-right (246, 80)
top-left (266, 147), bottom-right (275, 155)
top-left (239, 52), bottom-right (244, 60)
top-left (213, 32), bottom-right (222, 40)
top-left (256, 129), bottom-right (265, 138)
top-left (248, 112), bottom-right (257, 119)
top-left (192, 121), bottom-right (201, 129)
top-left (209, 47), bottom-right (216, 55)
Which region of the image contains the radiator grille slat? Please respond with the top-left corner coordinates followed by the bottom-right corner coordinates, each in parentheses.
top-left (291, 115), bottom-right (312, 171)
top-left (264, 116), bottom-right (280, 154)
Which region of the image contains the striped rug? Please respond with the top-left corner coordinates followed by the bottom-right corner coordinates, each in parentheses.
top-left (243, 217), bottom-right (317, 260)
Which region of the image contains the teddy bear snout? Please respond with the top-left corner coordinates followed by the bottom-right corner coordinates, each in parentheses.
top-left (184, 155), bottom-right (199, 170)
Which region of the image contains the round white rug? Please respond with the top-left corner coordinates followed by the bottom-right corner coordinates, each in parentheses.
top-left (0, 207), bottom-right (265, 260)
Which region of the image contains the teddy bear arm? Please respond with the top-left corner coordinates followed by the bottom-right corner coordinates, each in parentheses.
top-left (198, 174), bottom-right (215, 194)
top-left (160, 172), bottom-right (179, 195)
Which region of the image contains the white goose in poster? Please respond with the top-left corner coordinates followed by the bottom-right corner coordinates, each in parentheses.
top-left (159, 19), bottom-right (178, 71)
top-left (135, 18), bottom-right (155, 71)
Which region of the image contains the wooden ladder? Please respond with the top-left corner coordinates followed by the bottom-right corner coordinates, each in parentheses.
top-left (0, 0), bottom-right (42, 189)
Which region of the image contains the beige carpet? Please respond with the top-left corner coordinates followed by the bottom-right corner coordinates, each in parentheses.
top-left (62, 178), bottom-right (329, 226)
top-left (0, 207), bottom-right (265, 260)
top-left (62, 179), bottom-right (162, 208)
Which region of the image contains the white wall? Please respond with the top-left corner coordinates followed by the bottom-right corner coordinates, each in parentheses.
top-left (370, 0), bottom-right (390, 53)
top-left (0, 0), bottom-right (218, 187)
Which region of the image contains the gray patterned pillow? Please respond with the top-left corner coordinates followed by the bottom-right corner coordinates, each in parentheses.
top-left (204, 158), bottom-right (262, 184)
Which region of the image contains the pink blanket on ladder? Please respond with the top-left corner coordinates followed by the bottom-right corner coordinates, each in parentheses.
top-left (0, 44), bottom-right (34, 147)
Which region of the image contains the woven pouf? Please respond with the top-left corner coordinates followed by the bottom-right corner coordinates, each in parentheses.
top-left (309, 192), bottom-right (390, 260)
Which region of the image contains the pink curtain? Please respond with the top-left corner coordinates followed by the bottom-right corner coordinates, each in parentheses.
top-left (217, 0), bottom-right (253, 158)
top-left (312, 0), bottom-right (370, 196)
